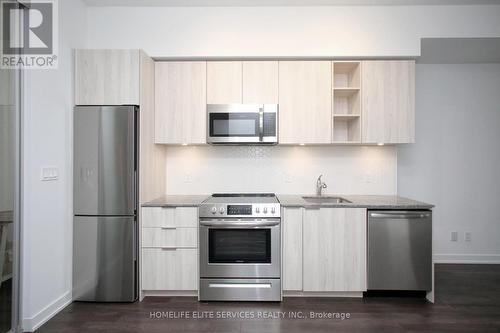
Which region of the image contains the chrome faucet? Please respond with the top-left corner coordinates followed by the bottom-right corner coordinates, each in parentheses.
top-left (316, 175), bottom-right (327, 196)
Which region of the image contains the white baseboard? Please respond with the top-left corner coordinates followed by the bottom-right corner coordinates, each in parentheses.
top-left (433, 254), bottom-right (500, 264)
top-left (22, 291), bottom-right (72, 332)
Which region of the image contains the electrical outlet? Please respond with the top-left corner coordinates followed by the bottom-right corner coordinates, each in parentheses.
top-left (183, 172), bottom-right (193, 183)
top-left (363, 171), bottom-right (374, 183)
top-left (284, 173), bottom-right (293, 183)
top-left (465, 232), bottom-right (472, 242)
top-left (451, 231), bottom-right (458, 242)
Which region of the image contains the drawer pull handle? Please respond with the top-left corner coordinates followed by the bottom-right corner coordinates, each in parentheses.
top-left (161, 247), bottom-right (177, 251)
top-left (209, 283), bottom-right (271, 289)
top-left (161, 227), bottom-right (176, 230)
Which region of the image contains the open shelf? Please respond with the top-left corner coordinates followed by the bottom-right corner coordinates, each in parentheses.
top-left (333, 116), bottom-right (361, 143)
top-left (334, 114), bottom-right (360, 121)
top-left (333, 61), bottom-right (361, 88)
top-left (332, 61), bottom-right (362, 143)
top-left (334, 89), bottom-right (360, 115)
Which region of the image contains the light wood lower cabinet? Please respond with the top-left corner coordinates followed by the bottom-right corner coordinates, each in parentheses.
top-left (282, 208), bottom-right (303, 291)
top-left (302, 208), bottom-right (367, 292)
top-left (142, 206), bottom-right (197, 228)
top-left (142, 227), bottom-right (197, 248)
top-left (142, 248), bottom-right (197, 291)
top-left (141, 207), bottom-right (198, 291)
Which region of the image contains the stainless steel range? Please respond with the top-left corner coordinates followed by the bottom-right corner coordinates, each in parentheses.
top-left (199, 193), bottom-right (281, 301)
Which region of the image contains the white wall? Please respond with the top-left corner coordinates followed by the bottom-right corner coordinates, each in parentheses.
top-left (86, 5), bottom-right (500, 57)
top-left (165, 146), bottom-right (397, 195)
top-left (21, 0), bottom-right (87, 331)
top-left (398, 63), bottom-right (500, 264)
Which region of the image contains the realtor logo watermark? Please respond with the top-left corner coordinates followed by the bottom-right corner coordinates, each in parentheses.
top-left (1, 0), bottom-right (58, 69)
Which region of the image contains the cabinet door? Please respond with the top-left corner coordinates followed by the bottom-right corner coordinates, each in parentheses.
top-left (303, 208), bottom-right (367, 292)
top-left (362, 60), bottom-right (415, 144)
top-left (75, 49), bottom-right (140, 105)
top-left (282, 208), bottom-right (303, 291)
top-left (242, 61), bottom-right (279, 104)
top-left (154, 62), bottom-right (207, 144)
top-left (278, 61), bottom-right (332, 144)
top-left (207, 61), bottom-right (242, 104)
top-left (142, 248), bottom-right (197, 290)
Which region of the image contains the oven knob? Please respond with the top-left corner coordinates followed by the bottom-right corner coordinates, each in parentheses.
top-left (271, 207), bottom-right (276, 214)
top-left (263, 207), bottom-right (268, 214)
top-left (219, 207), bottom-right (225, 214)
top-left (211, 207), bottom-right (217, 214)
top-left (255, 207), bottom-right (260, 213)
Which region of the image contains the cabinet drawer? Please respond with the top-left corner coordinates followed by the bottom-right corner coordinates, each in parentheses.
top-left (141, 248), bottom-right (197, 291)
top-left (142, 227), bottom-right (197, 248)
top-left (142, 207), bottom-right (198, 228)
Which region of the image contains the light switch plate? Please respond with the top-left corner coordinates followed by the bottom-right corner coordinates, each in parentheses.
top-left (41, 166), bottom-right (59, 181)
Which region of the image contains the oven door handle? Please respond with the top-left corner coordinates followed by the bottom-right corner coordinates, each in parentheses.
top-left (199, 221), bottom-right (280, 227)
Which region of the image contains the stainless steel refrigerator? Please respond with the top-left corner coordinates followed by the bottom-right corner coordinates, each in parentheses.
top-left (73, 105), bottom-right (138, 302)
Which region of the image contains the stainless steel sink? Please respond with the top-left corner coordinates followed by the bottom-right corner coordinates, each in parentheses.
top-left (302, 196), bottom-right (352, 204)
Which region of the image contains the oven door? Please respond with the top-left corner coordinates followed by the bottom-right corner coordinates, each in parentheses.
top-left (199, 219), bottom-right (280, 278)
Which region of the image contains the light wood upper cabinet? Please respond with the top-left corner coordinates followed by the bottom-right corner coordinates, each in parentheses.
top-left (361, 60), bottom-right (415, 144)
top-left (207, 61), bottom-right (242, 104)
top-left (242, 61), bottom-right (279, 104)
top-left (282, 208), bottom-right (303, 291)
top-left (74, 49), bottom-right (140, 105)
top-left (303, 208), bottom-right (367, 292)
top-left (278, 61), bottom-right (332, 144)
top-left (154, 62), bottom-right (207, 144)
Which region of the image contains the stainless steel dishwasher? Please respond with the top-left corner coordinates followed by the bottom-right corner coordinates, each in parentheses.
top-left (368, 210), bottom-right (432, 291)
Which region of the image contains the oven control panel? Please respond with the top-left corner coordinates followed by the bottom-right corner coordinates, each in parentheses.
top-left (227, 205), bottom-right (252, 215)
top-left (200, 203), bottom-right (281, 218)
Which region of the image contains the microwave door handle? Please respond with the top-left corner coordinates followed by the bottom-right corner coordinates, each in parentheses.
top-left (258, 106), bottom-right (264, 141)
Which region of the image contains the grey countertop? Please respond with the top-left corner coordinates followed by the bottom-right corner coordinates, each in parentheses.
top-left (277, 194), bottom-right (434, 209)
top-left (142, 195), bottom-right (209, 207)
top-left (142, 194), bottom-right (433, 209)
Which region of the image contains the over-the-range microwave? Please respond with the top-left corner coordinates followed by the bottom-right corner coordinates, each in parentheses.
top-left (207, 104), bottom-right (278, 145)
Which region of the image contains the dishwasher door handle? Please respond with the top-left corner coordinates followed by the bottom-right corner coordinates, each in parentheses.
top-left (369, 212), bottom-right (431, 219)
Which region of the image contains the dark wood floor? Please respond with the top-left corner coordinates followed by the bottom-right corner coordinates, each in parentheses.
top-left (36, 264), bottom-right (500, 333)
top-left (0, 279), bottom-right (12, 333)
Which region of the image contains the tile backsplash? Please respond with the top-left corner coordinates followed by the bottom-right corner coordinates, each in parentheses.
top-left (165, 145), bottom-right (397, 195)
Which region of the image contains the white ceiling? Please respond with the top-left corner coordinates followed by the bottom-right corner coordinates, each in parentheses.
top-left (82, 0), bottom-right (500, 7)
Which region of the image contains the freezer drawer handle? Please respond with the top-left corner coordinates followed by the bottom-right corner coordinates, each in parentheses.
top-left (209, 283), bottom-right (272, 289)
top-left (161, 227), bottom-right (176, 230)
top-left (369, 212), bottom-right (430, 219)
top-left (160, 247), bottom-right (177, 251)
